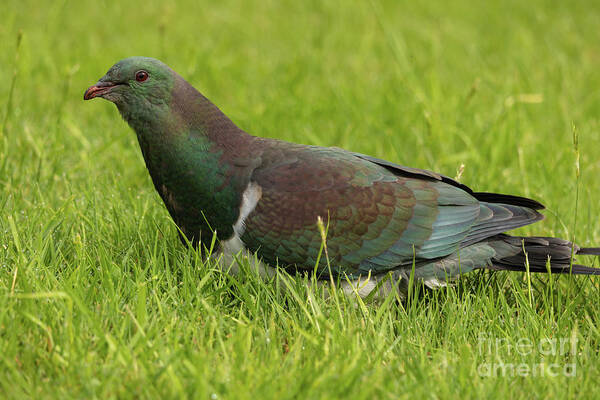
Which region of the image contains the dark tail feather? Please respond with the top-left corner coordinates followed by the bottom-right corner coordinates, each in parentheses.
top-left (473, 192), bottom-right (545, 210)
top-left (492, 262), bottom-right (600, 275)
top-left (577, 247), bottom-right (600, 256)
top-left (568, 264), bottom-right (600, 275)
top-left (488, 234), bottom-right (600, 276)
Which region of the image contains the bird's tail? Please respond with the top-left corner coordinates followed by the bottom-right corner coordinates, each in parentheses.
top-left (488, 234), bottom-right (600, 275)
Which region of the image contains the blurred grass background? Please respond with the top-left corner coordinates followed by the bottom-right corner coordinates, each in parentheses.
top-left (1, 0), bottom-right (600, 398)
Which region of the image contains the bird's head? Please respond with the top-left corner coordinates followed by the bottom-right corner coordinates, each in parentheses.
top-left (84, 57), bottom-right (174, 109)
top-left (85, 57), bottom-right (236, 139)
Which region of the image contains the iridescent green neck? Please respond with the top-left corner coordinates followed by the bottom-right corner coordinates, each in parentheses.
top-left (116, 73), bottom-right (251, 245)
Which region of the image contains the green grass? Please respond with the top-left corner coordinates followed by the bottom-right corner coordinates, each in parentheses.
top-left (2, 0), bottom-right (600, 398)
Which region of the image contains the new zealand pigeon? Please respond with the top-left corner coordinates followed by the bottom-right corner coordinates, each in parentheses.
top-left (84, 57), bottom-right (600, 297)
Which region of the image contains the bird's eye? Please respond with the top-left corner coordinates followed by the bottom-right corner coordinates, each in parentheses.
top-left (135, 70), bottom-right (149, 82)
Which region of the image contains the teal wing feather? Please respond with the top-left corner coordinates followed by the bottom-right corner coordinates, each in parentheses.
top-left (241, 143), bottom-right (483, 277)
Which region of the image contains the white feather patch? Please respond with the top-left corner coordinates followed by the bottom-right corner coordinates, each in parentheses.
top-left (233, 182), bottom-right (262, 237)
top-left (220, 182), bottom-right (262, 255)
top-left (218, 182), bottom-right (276, 278)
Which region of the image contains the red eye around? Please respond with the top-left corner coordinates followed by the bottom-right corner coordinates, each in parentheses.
top-left (135, 70), bottom-right (149, 82)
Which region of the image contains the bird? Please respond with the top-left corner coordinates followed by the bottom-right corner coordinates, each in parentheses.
top-left (84, 57), bottom-right (600, 298)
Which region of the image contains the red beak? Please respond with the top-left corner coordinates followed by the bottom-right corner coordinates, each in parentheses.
top-left (83, 81), bottom-right (117, 100)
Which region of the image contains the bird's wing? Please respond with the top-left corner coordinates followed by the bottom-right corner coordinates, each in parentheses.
top-left (240, 144), bottom-right (485, 277)
top-left (350, 151), bottom-right (545, 210)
